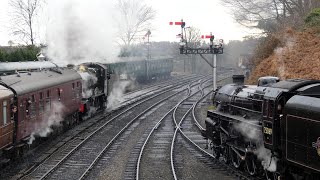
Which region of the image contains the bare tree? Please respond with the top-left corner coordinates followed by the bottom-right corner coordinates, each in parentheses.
top-left (9, 0), bottom-right (42, 45)
top-left (185, 26), bottom-right (202, 48)
top-left (184, 26), bottom-right (202, 73)
top-left (221, 0), bottom-right (320, 32)
top-left (115, 0), bottom-right (156, 46)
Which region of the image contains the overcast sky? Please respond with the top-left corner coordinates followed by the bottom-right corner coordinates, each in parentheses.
top-left (0, 0), bottom-right (255, 46)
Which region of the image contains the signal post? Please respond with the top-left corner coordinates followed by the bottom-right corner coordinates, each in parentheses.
top-left (170, 20), bottom-right (223, 91)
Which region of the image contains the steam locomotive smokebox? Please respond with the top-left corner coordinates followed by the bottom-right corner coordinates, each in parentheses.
top-left (232, 75), bottom-right (245, 85)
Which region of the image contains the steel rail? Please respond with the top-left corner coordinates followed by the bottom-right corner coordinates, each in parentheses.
top-left (179, 77), bottom-right (251, 180)
top-left (170, 79), bottom-right (212, 180)
top-left (77, 78), bottom-right (211, 180)
top-left (22, 76), bottom-right (205, 180)
top-left (124, 74), bottom-right (197, 96)
top-left (135, 78), bottom-right (212, 180)
top-left (18, 75), bottom-right (203, 180)
top-left (170, 75), bottom-right (232, 180)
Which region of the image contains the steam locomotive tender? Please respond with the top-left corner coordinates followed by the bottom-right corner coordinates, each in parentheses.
top-left (202, 75), bottom-right (320, 179)
top-left (0, 63), bottom-right (108, 162)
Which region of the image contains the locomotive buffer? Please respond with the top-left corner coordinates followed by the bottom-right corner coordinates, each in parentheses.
top-left (177, 20), bottom-right (223, 91)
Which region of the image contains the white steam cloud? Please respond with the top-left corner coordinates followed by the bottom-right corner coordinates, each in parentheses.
top-left (79, 72), bottom-right (98, 98)
top-left (274, 37), bottom-right (296, 79)
top-left (28, 101), bottom-right (65, 145)
top-left (45, 0), bottom-right (119, 65)
top-left (234, 122), bottom-right (278, 172)
top-left (107, 80), bottom-right (133, 108)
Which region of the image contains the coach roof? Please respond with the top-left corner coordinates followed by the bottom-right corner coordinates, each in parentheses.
top-left (0, 68), bottom-right (81, 95)
top-left (0, 84), bottom-right (14, 98)
top-left (0, 61), bottom-right (58, 73)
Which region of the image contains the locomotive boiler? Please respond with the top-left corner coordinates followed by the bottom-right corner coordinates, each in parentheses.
top-left (202, 75), bottom-right (320, 179)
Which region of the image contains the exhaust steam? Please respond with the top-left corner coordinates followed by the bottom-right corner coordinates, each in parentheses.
top-left (28, 101), bottom-right (65, 145)
top-left (234, 122), bottom-right (278, 172)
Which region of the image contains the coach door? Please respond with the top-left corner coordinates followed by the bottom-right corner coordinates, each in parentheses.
top-left (0, 98), bottom-right (14, 149)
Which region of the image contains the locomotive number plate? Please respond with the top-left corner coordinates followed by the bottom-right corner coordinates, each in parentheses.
top-left (263, 127), bottom-right (272, 135)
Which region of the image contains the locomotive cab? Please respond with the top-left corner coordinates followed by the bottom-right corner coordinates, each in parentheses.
top-left (78, 63), bottom-right (108, 112)
top-left (261, 87), bottom-right (288, 151)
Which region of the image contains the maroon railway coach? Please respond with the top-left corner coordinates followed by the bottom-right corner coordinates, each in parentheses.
top-left (0, 68), bottom-right (82, 158)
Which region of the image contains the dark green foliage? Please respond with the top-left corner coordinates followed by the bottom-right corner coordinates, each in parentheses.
top-left (0, 45), bottom-right (40, 62)
top-left (305, 8), bottom-right (320, 27)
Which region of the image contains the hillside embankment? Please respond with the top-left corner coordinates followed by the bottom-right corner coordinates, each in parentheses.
top-left (247, 28), bottom-right (320, 84)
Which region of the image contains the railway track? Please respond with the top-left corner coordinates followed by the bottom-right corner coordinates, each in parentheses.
top-left (134, 79), bottom-right (208, 180)
top-left (116, 75), bottom-right (201, 110)
top-left (133, 74), bottom-right (232, 180)
top-left (174, 77), bottom-right (258, 180)
top-left (4, 72), bottom-right (246, 180)
top-left (123, 74), bottom-right (195, 97)
top-left (0, 75), bottom-right (202, 179)
top-left (131, 73), bottom-right (262, 180)
top-left (81, 79), bottom-right (210, 180)
top-left (17, 75), bottom-right (208, 180)
top-left (169, 77), bottom-right (238, 180)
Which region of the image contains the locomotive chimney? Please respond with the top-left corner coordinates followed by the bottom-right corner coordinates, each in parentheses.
top-left (232, 75), bottom-right (245, 85)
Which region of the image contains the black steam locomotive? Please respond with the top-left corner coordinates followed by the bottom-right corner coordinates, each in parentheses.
top-left (202, 75), bottom-right (320, 179)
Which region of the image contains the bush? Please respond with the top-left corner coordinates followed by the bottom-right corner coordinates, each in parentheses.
top-left (0, 45), bottom-right (40, 62)
top-left (305, 8), bottom-right (320, 27)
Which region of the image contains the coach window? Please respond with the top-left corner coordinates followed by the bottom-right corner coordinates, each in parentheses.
top-left (46, 90), bottom-right (51, 112)
top-left (70, 85), bottom-right (75, 100)
top-left (39, 92), bottom-right (44, 113)
top-left (20, 102), bottom-right (24, 122)
top-left (57, 88), bottom-right (61, 101)
top-left (26, 98), bottom-right (31, 116)
top-left (3, 100), bottom-right (7, 125)
top-left (30, 95), bottom-right (36, 118)
top-left (78, 86), bottom-right (81, 99)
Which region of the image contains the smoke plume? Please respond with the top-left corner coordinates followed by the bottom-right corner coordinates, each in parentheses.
top-left (28, 101), bottom-right (65, 145)
top-left (107, 80), bottom-right (132, 108)
top-left (79, 71), bottom-right (98, 98)
top-left (234, 122), bottom-right (278, 172)
top-left (274, 37), bottom-right (295, 79)
top-left (45, 0), bottom-right (119, 65)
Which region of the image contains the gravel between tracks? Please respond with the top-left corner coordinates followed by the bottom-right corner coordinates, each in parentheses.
top-left (96, 94), bottom-right (188, 180)
top-left (175, 134), bottom-right (234, 180)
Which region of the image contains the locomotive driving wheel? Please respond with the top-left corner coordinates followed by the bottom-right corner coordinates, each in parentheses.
top-left (245, 155), bottom-right (257, 175)
top-left (210, 141), bottom-right (220, 159)
top-left (230, 147), bottom-right (243, 169)
top-left (265, 171), bottom-right (279, 180)
top-left (220, 145), bottom-right (229, 163)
